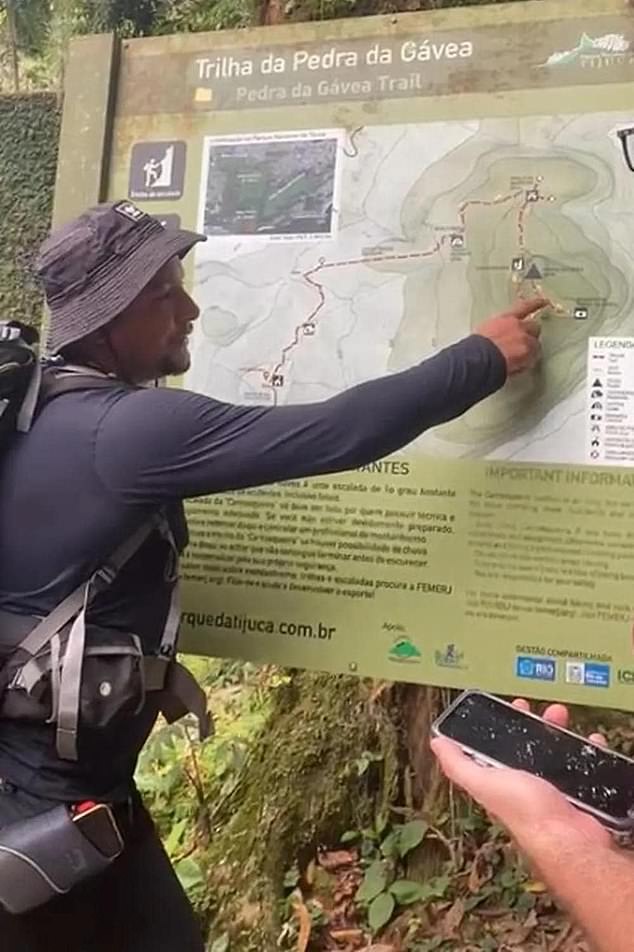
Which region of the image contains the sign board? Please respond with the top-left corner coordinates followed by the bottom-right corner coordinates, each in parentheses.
top-left (54, 0), bottom-right (634, 708)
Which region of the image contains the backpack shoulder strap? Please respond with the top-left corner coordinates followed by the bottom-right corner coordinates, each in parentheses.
top-left (16, 362), bottom-right (42, 434)
top-left (16, 515), bottom-right (160, 665)
top-left (38, 367), bottom-right (133, 407)
top-left (18, 365), bottom-right (128, 435)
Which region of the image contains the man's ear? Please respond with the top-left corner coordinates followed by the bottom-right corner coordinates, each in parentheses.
top-left (60, 330), bottom-right (101, 366)
top-left (76, 327), bottom-right (121, 378)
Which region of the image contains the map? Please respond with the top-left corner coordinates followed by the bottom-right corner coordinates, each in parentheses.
top-left (188, 113), bottom-right (634, 465)
top-left (202, 135), bottom-right (338, 237)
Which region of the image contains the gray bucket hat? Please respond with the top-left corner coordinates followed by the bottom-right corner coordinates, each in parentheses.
top-left (37, 201), bottom-right (206, 354)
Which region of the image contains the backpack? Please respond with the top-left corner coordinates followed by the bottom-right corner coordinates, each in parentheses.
top-left (0, 348), bottom-right (212, 759)
top-left (0, 321), bottom-right (42, 447)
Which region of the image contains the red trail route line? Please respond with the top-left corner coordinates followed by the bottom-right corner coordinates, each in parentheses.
top-left (246, 185), bottom-right (554, 399)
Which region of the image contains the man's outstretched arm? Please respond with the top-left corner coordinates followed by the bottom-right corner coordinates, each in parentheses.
top-left (96, 297), bottom-right (545, 501)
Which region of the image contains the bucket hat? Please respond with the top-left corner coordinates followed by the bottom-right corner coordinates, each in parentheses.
top-left (37, 201), bottom-right (206, 354)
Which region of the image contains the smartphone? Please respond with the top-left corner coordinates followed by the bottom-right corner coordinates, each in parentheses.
top-left (432, 689), bottom-right (634, 832)
top-left (73, 804), bottom-right (124, 859)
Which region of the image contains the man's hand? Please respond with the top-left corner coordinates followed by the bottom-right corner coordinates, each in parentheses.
top-left (475, 297), bottom-right (548, 376)
top-left (431, 701), bottom-right (611, 858)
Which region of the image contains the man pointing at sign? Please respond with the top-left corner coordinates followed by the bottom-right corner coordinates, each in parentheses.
top-left (0, 201), bottom-right (544, 951)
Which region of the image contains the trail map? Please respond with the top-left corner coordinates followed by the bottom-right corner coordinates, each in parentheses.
top-left (188, 113), bottom-right (634, 465)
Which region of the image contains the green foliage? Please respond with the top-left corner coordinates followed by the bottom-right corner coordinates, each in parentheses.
top-left (352, 817), bottom-right (433, 934)
top-left (357, 859), bottom-right (387, 902)
top-left (6, 0), bottom-right (50, 54)
top-left (75, 0), bottom-right (167, 35)
top-left (174, 855), bottom-right (206, 902)
top-left (389, 879), bottom-right (428, 904)
top-left (135, 658), bottom-right (274, 911)
top-left (284, 0), bottom-right (538, 24)
top-left (4, 0), bottom-right (168, 42)
top-left (210, 935), bottom-right (230, 952)
top-left (0, 93), bottom-right (59, 326)
top-left (368, 890), bottom-right (394, 932)
top-left (395, 819), bottom-right (428, 856)
top-left (154, 0), bottom-right (255, 34)
top-left (343, 793), bottom-right (550, 941)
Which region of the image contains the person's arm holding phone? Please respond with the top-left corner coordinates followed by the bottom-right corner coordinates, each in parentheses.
top-left (432, 703), bottom-right (634, 952)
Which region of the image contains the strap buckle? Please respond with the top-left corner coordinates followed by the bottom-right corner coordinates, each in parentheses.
top-left (0, 324), bottom-right (22, 342)
top-left (94, 564), bottom-right (117, 589)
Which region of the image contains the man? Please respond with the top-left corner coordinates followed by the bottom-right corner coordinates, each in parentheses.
top-left (0, 201), bottom-right (544, 951)
top-left (433, 706), bottom-right (630, 952)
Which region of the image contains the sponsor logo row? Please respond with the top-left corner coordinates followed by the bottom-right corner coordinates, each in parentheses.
top-left (516, 656), bottom-right (634, 689)
top-left (386, 640), bottom-right (633, 691)
top-left (387, 637), bottom-right (466, 667)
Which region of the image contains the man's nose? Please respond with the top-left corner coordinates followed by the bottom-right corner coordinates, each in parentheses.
top-left (181, 291), bottom-right (200, 323)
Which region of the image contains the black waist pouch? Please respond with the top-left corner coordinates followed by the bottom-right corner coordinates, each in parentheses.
top-left (0, 805), bottom-right (116, 914)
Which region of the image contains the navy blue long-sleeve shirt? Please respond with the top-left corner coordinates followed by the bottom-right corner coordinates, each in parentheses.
top-left (0, 334), bottom-right (505, 800)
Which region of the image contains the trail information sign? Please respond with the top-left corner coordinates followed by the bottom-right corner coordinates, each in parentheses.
top-left (54, 0), bottom-right (634, 708)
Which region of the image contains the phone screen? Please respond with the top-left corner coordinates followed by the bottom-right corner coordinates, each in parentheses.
top-left (438, 692), bottom-right (634, 821)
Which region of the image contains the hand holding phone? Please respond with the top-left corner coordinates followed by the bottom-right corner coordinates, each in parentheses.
top-left (432, 690), bottom-right (634, 832)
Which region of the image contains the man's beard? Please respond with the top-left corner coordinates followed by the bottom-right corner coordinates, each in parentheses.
top-left (160, 342), bottom-right (191, 378)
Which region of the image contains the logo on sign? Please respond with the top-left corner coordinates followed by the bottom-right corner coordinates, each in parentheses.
top-left (388, 636), bottom-right (421, 664)
top-left (434, 644), bottom-right (466, 669)
top-left (541, 33), bottom-right (631, 69)
top-left (618, 669), bottom-right (634, 685)
top-left (516, 656), bottom-right (556, 682)
top-left (565, 661), bottom-right (610, 688)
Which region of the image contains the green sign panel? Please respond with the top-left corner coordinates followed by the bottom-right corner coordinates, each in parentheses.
top-left (55, 0), bottom-right (634, 708)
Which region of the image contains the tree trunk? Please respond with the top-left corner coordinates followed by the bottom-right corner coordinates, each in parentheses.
top-left (203, 672), bottom-right (447, 948)
top-left (394, 683), bottom-right (446, 809)
top-left (259, 0), bottom-right (284, 26)
top-left (5, 0), bottom-right (20, 92)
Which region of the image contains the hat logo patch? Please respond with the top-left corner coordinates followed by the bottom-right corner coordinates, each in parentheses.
top-left (114, 201), bottom-right (147, 223)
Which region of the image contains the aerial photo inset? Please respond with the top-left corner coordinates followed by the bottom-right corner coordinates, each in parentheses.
top-left (202, 133), bottom-right (338, 238)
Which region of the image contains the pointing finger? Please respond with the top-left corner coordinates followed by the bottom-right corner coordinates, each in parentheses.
top-left (523, 316), bottom-right (542, 338)
top-left (509, 297), bottom-right (550, 320)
